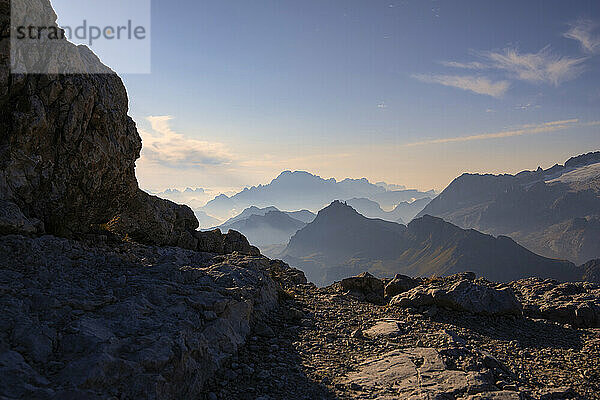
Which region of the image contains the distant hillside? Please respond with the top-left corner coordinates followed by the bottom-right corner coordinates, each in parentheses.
top-left (200, 171), bottom-right (434, 220)
top-left (345, 198), bottom-right (404, 223)
top-left (391, 197), bottom-right (433, 222)
top-left (346, 197), bottom-right (431, 223)
top-left (417, 152), bottom-right (600, 264)
top-left (194, 210), bottom-right (221, 228)
top-left (285, 209), bottom-right (317, 224)
top-left (218, 206), bottom-right (279, 227)
top-left (153, 187), bottom-right (212, 210)
top-left (218, 209), bottom-right (306, 247)
top-left (282, 201), bottom-right (583, 286)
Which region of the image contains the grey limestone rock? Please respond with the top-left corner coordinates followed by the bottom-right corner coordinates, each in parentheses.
top-left (390, 274), bottom-right (522, 316)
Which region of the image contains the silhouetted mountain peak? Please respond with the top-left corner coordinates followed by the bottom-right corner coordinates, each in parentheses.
top-left (564, 151), bottom-right (600, 169)
top-left (316, 200), bottom-right (363, 220)
top-left (271, 170), bottom-right (335, 185)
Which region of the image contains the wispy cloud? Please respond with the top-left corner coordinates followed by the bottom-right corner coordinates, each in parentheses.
top-left (444, 46), bottom-right (586, 86)
top-left (439, 60), bottom-right (488, 70)
top-left (483, 46), bottom-right (587, 86)
top-left (411, 74), bottom-right (510, 98)
top-left (404, 119), bottom-right (599, 147)
top-left (139, 116), bottom-right (232, 168)
top-left (564, 19), bottom-right (600, 55)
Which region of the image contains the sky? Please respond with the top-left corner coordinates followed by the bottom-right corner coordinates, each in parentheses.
top-left (57, 0), bottom-right (600, 193)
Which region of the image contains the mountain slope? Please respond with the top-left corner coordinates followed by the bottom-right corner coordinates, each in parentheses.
top-left (285, 209), bottom-right (317, 224)
top-left (345, 198), bottom-right (405, 224)
top-left (417, 152), bottom-right (600, 264)
top-left (219, 210), bottom-right (306, 247)
top-left (390, 197), bottom-right (433, 222)
top-left (282, 201), bottom-right (582, 285)
top-left (346, 197), bottom-right (431, 223)
top-left (218, 206), bottom-right (279, 227)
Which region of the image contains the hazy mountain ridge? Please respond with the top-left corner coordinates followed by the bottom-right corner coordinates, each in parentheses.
top-left (200, 171), bottom-right (434, 221)
top-left (150, 187), bottom-right (215, 212)
top-left (282, 201), bottom-right (585, 286)
top-left (217, 209), bottom-right (307, 247)
top-left (346, 197), bottom-right (431, 223)
top-left (417, 151), bottom-right (600, 264)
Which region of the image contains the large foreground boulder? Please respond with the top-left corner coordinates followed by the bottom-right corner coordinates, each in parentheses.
top-left (390, 274), bottom-right (522, 315)
top-left (1, 0), bottom-right (142, 237)
top-left (343, 347), bottom-right (497, 399)
top-left (509, 278), bottom-right (600, 328)
top-left (384, 274), bottom-right (420, 299)
top-left (0, 0), bottom-right (255, 255)
top-left (340, 272), bottom-right (384, 304)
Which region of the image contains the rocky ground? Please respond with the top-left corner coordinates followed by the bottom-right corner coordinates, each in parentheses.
top-left (1, 233), bottom-right (599, 400)
top-left (0, 234), bottom-right (283, 399)
top-left (206, 274), bottom-right (600, 400)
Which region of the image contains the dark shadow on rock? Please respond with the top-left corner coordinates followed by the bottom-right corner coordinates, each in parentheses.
top-left (204, 296), bottom-right (338, 400)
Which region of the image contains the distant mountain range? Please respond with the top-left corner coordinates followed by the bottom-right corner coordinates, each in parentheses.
top-left (218, 209), bottom-right (307, 247)
top-left (214, 206), bottom-right (315, 247)
top-left (152, 187), bottom-right (213, 210)
top-left (194, 210), bottom-right (221, 228)
top-left (217, 206), bottom-right (315, 228)
top-left (281, 201), bottom-right (587, 286)
top-left (199, 171), bottom-right (435, 221)
top-left (417, 151), bottom-right (600, 264)
top-left (346, 197), bottom-right (431, 224)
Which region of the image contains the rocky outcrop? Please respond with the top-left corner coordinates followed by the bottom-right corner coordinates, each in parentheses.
top-left (0, 199), bottom-right (43, 235)
top-left (390, 273), bottom-right (523, 316)
top-left (581, 259), bottom-right (600, 283)
top-left (384, 274), bottom-right (419, 299)
top-left (509, 278), bottom-right (600, 328)
top-left (0, 0), bottom-right (257, 255)
top-left (1, 0), bottom-right (141, 237)
top-left (0, 234), bottom-right (291, 399)
top-left (339, 272), bottom-right (385, 305)
top-left (343, 347), bottom-right (499, 399)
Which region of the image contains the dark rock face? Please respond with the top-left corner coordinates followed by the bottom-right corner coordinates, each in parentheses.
top-left (581, 259), bottom-right (600, 283)
top-left (1, 0), bottom-right (141, 236)
top-left (0, 0), bottom-right (256, 255)
top-left (0, 199), bottom-right (43, 234)
top-left (195, 229), bottom-right (260, 256)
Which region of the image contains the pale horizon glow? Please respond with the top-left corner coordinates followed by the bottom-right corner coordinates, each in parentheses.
top-left (120, 1), bottom-right (599, 197)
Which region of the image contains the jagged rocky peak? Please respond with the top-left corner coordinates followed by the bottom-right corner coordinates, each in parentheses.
top-left (0, 0), bottom-right (257, 254)
top-left (317, 200), bottom-right (359, 218)
top-left (564, 151), bottom-right (600, 168)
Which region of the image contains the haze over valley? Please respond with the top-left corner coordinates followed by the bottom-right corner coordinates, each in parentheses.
top-left (151, 152), bottom-right (600, 287)
top-left (3, 1), bottom-right (600, 399)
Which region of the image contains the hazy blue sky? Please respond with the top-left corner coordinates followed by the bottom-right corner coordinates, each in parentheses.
top-left (64, 0), bottom-right (600, 193)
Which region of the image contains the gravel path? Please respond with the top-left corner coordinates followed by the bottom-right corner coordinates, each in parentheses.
top-left (206, 281), bottom-right (600, 400)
